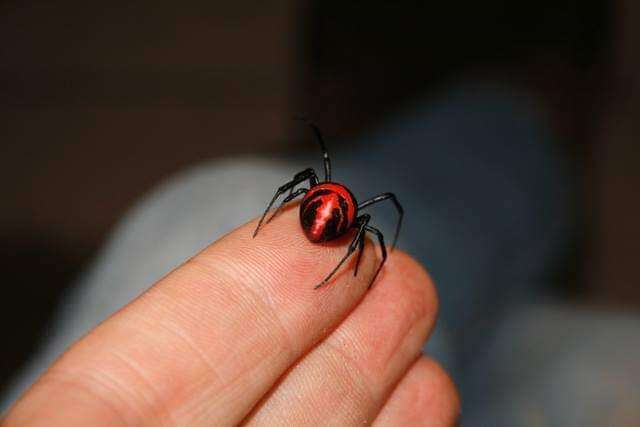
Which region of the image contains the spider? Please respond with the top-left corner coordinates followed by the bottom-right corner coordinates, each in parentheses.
top-left (253, 120), bottom-right (403, 289)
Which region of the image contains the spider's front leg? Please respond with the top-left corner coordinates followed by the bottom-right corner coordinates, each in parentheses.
top-left (363, 225), bottom-right (387, 289)
top-left (265, 187), bottom-right (308, 225)
top-left (253, 168), bottom-right (318, 238)
top-left (314, 214), bottom-right (371, 289)
top-left (352, 219), bottom-right (388, 288)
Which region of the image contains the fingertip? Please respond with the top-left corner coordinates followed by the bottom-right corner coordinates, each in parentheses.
top-left (374, 356), bottom-right (461, 427)
top-left (216, 206), bottom-right (379, 297)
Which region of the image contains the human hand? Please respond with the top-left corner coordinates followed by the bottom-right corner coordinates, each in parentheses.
top-left (4, 208), bottom-right (459, 426)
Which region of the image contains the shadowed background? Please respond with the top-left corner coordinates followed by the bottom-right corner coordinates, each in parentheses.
top-left (1, 0), bottom-right (638, 409)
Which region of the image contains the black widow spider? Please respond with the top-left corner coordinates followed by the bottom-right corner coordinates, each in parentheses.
top-left (253, 120), bottom-right (403, 289)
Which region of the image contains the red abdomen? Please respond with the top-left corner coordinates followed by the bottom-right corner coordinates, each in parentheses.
top-left (300, 183), bottom-right (357, 242)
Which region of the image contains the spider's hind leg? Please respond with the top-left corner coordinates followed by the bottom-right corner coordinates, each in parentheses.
top-left (357, 192), bottom-right (403, 250)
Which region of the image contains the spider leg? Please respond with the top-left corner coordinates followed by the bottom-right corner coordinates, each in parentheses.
top-left (295, 117), bottom-right (331, 182)
top-left (253, 168), bottom-right (318, 238)
top-left (357, 192), bottom-right (403, 250)
top-left (353, 214), bottom-right (372, 277)
top-left (353, 230), bottom-right (366, 277)
top-left (266, 187), bottom-right (308, 224)
top-left (314, 214), bottom-right (370, 290)
top-left (364, 225), bottom-right (387, 289)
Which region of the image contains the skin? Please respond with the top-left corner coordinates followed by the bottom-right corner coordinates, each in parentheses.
top-left (3, 207), bottom-right (460, 426)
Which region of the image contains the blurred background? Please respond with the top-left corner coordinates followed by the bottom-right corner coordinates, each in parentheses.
top-left (1, 0), bottom-right (639, 423)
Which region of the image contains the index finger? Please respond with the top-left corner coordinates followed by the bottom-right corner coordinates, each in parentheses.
top-left (5, 207), bottom-right (393, 426)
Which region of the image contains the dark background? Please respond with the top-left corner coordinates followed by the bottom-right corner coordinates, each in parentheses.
top-left (1, 0), bottom-right (638, 396)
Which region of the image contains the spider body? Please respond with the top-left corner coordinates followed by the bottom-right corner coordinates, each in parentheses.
top-left (253, 120), bottom-right (403, 289)
top-left (300, 182), bottom-right (357, 243)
